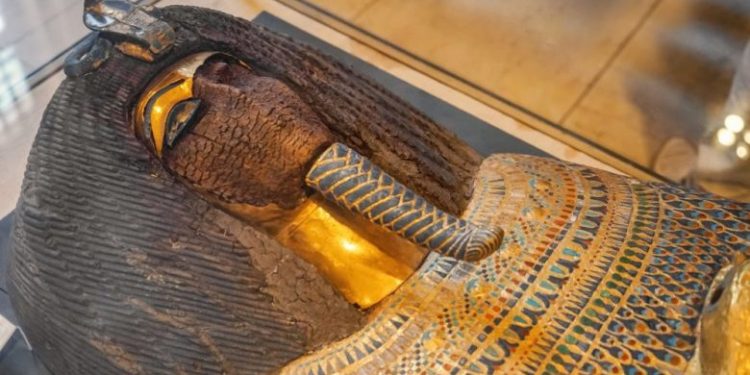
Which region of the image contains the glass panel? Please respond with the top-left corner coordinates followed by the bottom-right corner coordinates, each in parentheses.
top-left (283, 0), bottom-right (750, 197)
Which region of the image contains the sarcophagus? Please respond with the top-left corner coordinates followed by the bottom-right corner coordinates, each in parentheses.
top-left (7, 1), bottom-right (749, 374)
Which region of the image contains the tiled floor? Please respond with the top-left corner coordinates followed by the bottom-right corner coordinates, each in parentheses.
top-left (349, 0), bottom-right (656, 124)
top-left (283, 0), bottom-right (750, 186)
top-left (564, 0), bottom-right (750, 178)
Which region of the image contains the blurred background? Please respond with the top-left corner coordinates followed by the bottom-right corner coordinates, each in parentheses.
top-left (0, 0), bottom-right (749, 207)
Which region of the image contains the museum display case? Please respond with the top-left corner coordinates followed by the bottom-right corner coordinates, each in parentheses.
top-left (0, 1), bottom-right (748, 374)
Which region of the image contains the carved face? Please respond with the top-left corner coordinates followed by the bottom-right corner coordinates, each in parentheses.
top-left (133, 52), bottom-right (503, 265)
top-left (135, 53), bottom-right (334, 209)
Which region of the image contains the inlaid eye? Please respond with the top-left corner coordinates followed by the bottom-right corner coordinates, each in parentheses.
top-left (165, 98), bottom-right (202, 148)
top-left (141, 81), bottom-right (202, 154)
top-left (133, 52), bottom-right (223, 157)
top-left (141, 79), bottom-right (190, 154)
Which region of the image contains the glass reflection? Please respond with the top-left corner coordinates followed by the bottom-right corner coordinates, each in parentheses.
top-left (0, 47), bottom-right (32, 146)
top-left (695, 40), bottom-right (750, 196)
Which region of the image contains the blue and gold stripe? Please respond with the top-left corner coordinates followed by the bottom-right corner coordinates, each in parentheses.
top-left (305, 143), bottom-right (504, 261)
